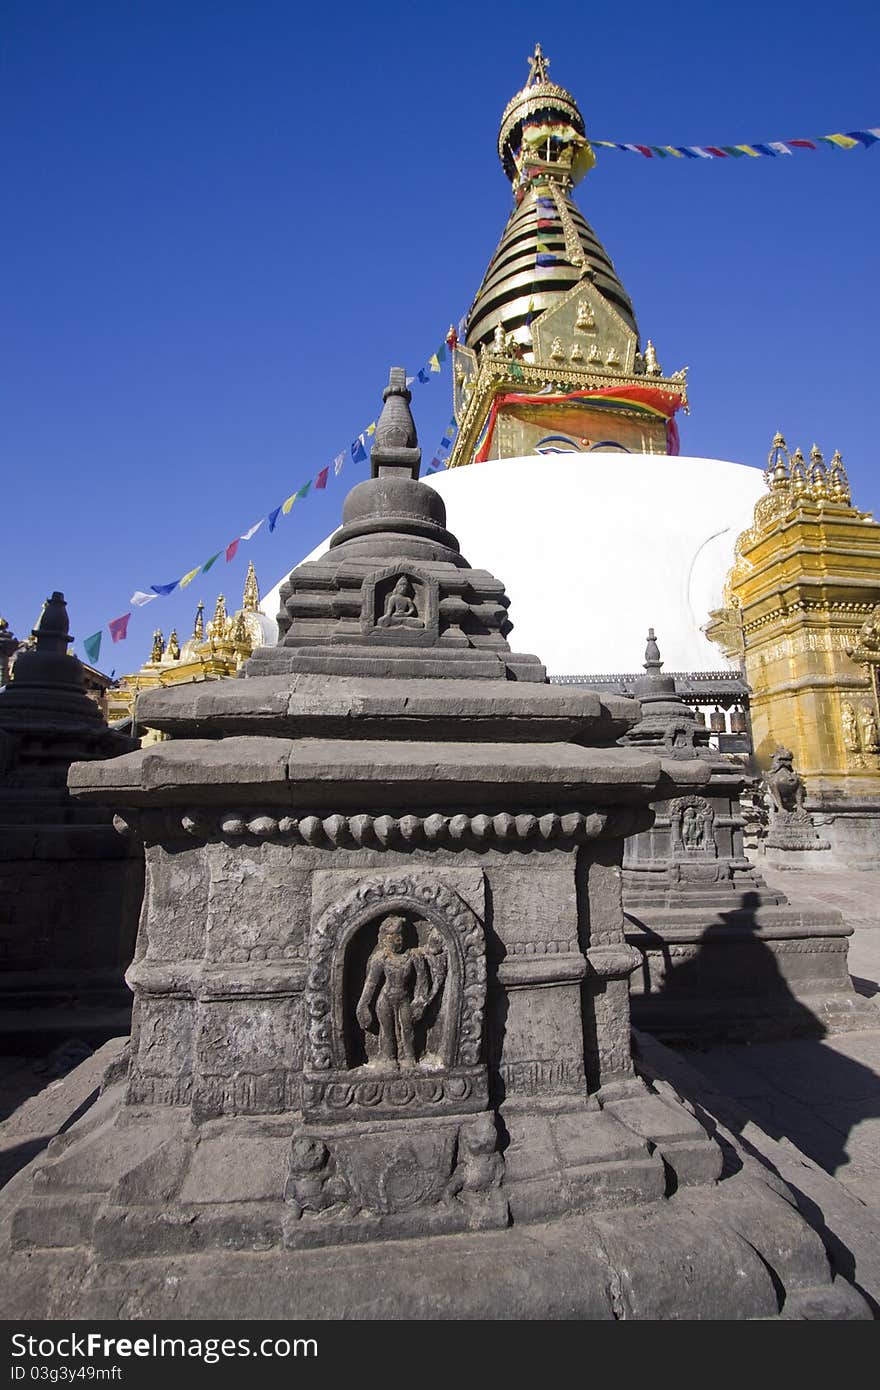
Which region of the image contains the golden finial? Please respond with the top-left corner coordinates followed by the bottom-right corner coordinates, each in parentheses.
top-left (829, 449), bottom-right (851, 504)
top-left (193, 600), bottom-right (205, 643)
top-left (242, 560), bottom-right (260, 613)
top-left (166, 629), bottom-right (180, 661)
top-left (644, 340), bottom-right (661, 376)
top-left (230, 609), bottom-right (253, 664)
top-left (207, 594), bottom-right (228, 642)
top-left (527, 43), bottom-right (550, 85)
top-left (766, 432), bottom-right (790, 488)
top-left (150, 629), bottom-right (164, 664)
top-left (790, 447), bottom-right (809, 495)
top-left (809, 443), bottom-right (828, 499)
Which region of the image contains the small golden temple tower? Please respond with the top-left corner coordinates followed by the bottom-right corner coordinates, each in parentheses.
top-left (108, 562), bottom-right (276, 734)
top-left (447, 44), bottom-right (688, 468)
top-left (706, 434), bottom-right (880, 865)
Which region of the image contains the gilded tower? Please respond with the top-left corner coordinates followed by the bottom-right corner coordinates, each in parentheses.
top-left (706, 434), bottom-right (880, 866)
top-left (448, 45), bottom-right (687, 468)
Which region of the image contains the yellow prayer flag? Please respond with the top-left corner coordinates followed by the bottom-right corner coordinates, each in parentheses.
top-left (663, 146), bottom-right (684, 158)
top-left (429, 354), bottom-right (441, 373)
top-left (366, 421), bottom-right (376, 436)
top-left (179, 567), bottom-right (201, 589)
top-left (825, 133), bottom-right (859, 149)
top-left (736, 145), bottom-right (761, 157)
top-left (281, 493), bottom-right (297, 515)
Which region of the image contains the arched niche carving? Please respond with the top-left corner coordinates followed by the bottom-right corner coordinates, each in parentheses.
top-left (303, 874), bottom-right (488, 1121)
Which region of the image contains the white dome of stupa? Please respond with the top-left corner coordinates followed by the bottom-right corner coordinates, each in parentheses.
top-left (263, 452), bottom-right (765, 676)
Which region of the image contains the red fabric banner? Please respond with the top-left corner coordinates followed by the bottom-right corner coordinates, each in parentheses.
top-left (109, 613), bottom-right (131, 644)
top-left (315, 467), bottom-right (329, 490)
top-left (225, 539), bottom-right (240, 564)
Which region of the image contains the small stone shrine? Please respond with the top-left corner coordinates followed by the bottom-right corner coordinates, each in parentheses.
top-left (621, 631), bottom-right (873, 1041)
top-left (0, 375), bottom-right (867, 1319)
top-left (0, 594), bottom-right (142, 1043)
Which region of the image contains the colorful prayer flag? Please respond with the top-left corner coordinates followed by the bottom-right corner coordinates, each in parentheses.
top-left (437, 343), bottom-right (446, 362)
top-left (417, 369), bottom-right (430, 384)
top-left (281, 493), bottom-right (297, 515)
top-left (151, 580), bottom-right (179, 597)
top-left (130, 591), bottom-right (157, 607)
top-left (429, 354), bottom-right (441, 373)
top-left (202, 552), bottom-right (221, 572)
top-left (108, 613), bottom-right (131, 644)
top-left (315, 467), bottom-right (329, 490)
top-left (366, 421), bottom-right (376, 436)
top-left (179, 567), bottom-right (201, 589)
top-left (334, 452), bottom-right (345, 475)
top-left (768, 142), bottom-right (792, 155)
top-left (536, 254), bottom-right (559, 266)
top-left (352, 437), bottom-right (367, 463)
top-left (225, 539), bottom-right (240, 563)
top-left (241, 520), bottom-right (264, 541)
top-left (788, 139), bottom-right (817, 149)
top-left (822, 133), bottom-right (859, 150)
top-left (296, 482), bottom-right (311, 500)
top-left (268, 507), bottom-right (282, 532)
top-left (83, 631), bottom-right (102, 664)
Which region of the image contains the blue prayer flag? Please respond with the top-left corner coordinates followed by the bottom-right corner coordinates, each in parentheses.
top-left (352, 437), bottom-right (367, 463)
top-left (150, 580), bottom-right (179, 596)
top-left (268, 506), bottom-right (282, 532)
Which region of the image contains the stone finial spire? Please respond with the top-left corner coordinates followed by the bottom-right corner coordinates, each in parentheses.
top-left (33, 591), bottom-right (72, 654)
top-left (644, 627), bottom-right (662, 672)
top-left (370, 367), bottom-right (421, 480)
top-left (242, 561), bottom-right (260, 613)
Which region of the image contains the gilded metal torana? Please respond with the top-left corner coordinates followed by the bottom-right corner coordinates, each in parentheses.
top-left (448, 46), bottom-right (687, 468)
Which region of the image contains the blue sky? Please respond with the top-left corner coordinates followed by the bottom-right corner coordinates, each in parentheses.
top-left (2, 0), bottom-right (878, 667)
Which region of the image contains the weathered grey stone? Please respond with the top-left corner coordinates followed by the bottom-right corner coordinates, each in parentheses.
top-left (621, 631), bottom-right (874, 1042)
top-left (0, 594), bottom-right (141, 1043)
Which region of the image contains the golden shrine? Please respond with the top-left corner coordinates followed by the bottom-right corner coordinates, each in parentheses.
top-left (706, 434), bottom-right (880, 864)
top-left (448, 45), bottom-right (688, 467)
top-left (108, 561), bottom-right (276, 730)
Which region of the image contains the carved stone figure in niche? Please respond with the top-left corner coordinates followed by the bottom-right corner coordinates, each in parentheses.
top-left (841, 701), bottom-right (860, 752)
top-left (575, 299), bottom-right (595, 331)
top-left (682, 806), bottom-right (702, 849)
top-left (549, 337), bottom-right (565, 363)
top-left (356, 915), bottom-right (446, 1069)
top-left (377, 577), bottom-right (424, 630)
top-left (766, 746), bottom-right (807, 815)
top-left (860, 702), bottom-right (879, 752)
top-left (569, 342), bottom-right (584, 362)
top-left (670, 795), bottom-right (715, 854)
top-left (588, 343), bottom-right (602, 364)
top-left (605, 345), bottom-right (621, 367)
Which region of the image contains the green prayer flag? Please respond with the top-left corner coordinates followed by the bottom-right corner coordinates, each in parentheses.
top-left (296, 482), bottom-right (311, 499)
top-left (202, 551), bottom-right (222, 573)
top-left (83, 631), bottom-right (102, 664)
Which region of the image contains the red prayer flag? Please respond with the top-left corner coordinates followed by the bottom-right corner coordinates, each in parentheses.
top-left (225, 539), bottom-right (240, 564)
top-left (315, 467), bottom-right (329, 490)
top-left (705, 147), bottom-right (728, 158)
top-left (634, 145), bottom-right (653, 158)
top-left (108, 612), bottom-right (131, 644)
top-left (789, 139), bottom-right (816, 149)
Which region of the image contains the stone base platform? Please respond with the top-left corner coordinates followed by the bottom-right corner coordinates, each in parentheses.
top-left (0, 1060), bottom-right (871, 1321)
top-left (626, 906), bottom-right (877, 1044)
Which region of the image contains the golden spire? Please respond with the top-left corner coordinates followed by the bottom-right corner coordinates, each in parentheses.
top-left (644, 341), bottom-right (662, 376)
top-left (207, 595), bottom-right (228, 642)
top-left (192, 600), bottom-right (205, 643)
top-left (790, 447), bottom-right (809, 496)
top-left (810, 443), bottom-right (828, 498)
top-left (829, 449), bottom-right (851, 504)
top-left (766, 432), bottom-right (791, 488)
top-left (242, 560), bottom-right (260, 613)
top-left (166, 629), bottom-right (180, 661)
top-left (527, 42), bottom-right (550, 85)
top-left (150, 629), bottom-right (164, 664)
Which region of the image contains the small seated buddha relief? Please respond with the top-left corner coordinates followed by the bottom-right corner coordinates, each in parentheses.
top-left (377, 577), bottom-right (424, 630)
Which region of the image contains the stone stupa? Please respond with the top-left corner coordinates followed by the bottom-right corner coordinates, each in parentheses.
top-left (0, 373), bottom-right (867, 1320)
